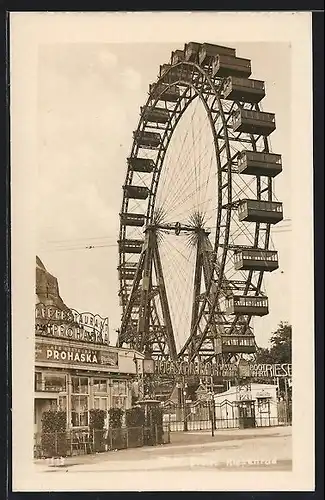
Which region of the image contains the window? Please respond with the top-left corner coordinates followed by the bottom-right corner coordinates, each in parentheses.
top-left (112, 380), bottom-right (128, 410)
top-left (58, 396), bottom-right (67, 411)
top-left (71, 377), bottom-right (89, 427)
top-left (94, 397), bottom-right (108, 411)
top-left (237, 156), bottom-right (243, 166)
top-left (35, 372), bottom-right (42, 391)
top-left (112, 380), bottom-right (127, 396)
top-left (93, 397), bottom-right (109, 428)
top-left (71, 395), bottom-right (88, 427)
top-left (72, 376), bottom-right (89, 394)
top-left (93, 379), bottom-right (107, 393)
top-left (112, 396), bottom-right (127, 410)
top-left (44, 373), bottom-right (66, 392)
top-left (234, 252), bottom-right (241, 262)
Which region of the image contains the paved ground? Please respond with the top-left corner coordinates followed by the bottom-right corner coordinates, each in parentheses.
top-left (34, 425), bottom-right (292, 476)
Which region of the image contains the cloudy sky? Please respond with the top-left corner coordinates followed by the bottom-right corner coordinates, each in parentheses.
top-left (37, 41), bottom-right (292, 347)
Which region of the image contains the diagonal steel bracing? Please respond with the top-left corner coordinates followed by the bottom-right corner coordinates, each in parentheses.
top-left (118, 226), bottom-right (177, 360)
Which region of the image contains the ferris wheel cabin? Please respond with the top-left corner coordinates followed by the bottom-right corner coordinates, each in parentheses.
top-left (234, 249), bottom-right (279, 272)
top-left (184, 42), bottom-right (202, 62)
top-left (171, 50), bottom-right (185, 65)
top-left (127, 157), bottom-right (155, 173)
top-left (160, 64), bottom-right (192, 83)
top-left (221, 334), bottom-right (256, 354)
top-left (133, 130), bottom-right (161, 149)
top-left (149, 83), bottom-right (180, 102)
top-left (238, 199), bottom-right (283, 224)
top-left (237, 151), bottom-right (282, 177)
top-left (232, 109), bottom-right (276, 136)
top-left (123, 185), bottom-right (150, 200)
top-left (212, 55), bottom-right (252, 78)
top-left (118, 262), bottom-right (138, 281)
top-left (120, 213), bottom-right (146, 227)
top-left (223, 76), bottom-right (265, 104)
top-left (141, 106), bottom-right (170, 124)
top-left (118, 239), bottom-right (143, 254)
top-left (198, 43), bottom-right (236, 66)
top-left (226, 295), bottom-right (269, 316)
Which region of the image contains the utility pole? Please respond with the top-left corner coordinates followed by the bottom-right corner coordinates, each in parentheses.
top-left (284, 376), bottom-right (289, 424)
top-left (183, 377), bottom-right (188, 432)
top-left (209, 391), bottom-right (215, 437)
top-left (210, 374), bottom-right (216, 434)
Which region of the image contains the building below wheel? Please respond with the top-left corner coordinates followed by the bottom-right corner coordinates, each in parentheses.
top-left (34, 257), bottom-right (144, 433)
top-left (214, 383), bottom-right (285, 428)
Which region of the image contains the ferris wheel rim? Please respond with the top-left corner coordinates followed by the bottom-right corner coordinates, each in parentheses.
top-left (118, 47), bottom-right (277, 361)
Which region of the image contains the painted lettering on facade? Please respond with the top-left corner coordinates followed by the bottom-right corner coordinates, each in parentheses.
top-left (154, 360), bottom-right (292, 378)
top-left (35, 304), bottom-right (109, 345)
top-left (35, 342), bottom-right (118, 367)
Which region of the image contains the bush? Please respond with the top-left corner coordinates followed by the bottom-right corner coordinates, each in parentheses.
top-left (41, 410), bottom-right (67, 457)
top-left (89, 409), bottom-right (106, 430)
top-left (108, 408), bottom-right (124, 429)
top-left (89, 409), bottom-right (106, 453)
top-left (111, 428), bottom-right (127, 450)
top-left (42, 410), bottom-right (66, 432)
top-left (145, 405), bottom-right (164, 445)
top-left (126, 406), bottom-right (145, 428)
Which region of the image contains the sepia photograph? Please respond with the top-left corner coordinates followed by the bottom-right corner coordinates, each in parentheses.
top-left (10, 11), bottom-right (314, 492)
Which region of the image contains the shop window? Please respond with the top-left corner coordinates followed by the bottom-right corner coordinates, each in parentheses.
top-left (119, 381), bottom-right (127, 395)
top-left (58, 396), bottom-right (67, 411)
top-left (112, 381), bottom-right (119, 396)
top-left (48, 400), bottom-right (58, 411)
top-left (112, 380), bottom-right (127, 395)
top-left (93, 379), bottom-right (108, 393)
top-left (71, 395), bottom-right (89, 427)
top-left (94, 397), bottom-right (108, 411)
top-left (112, 380), bottom-right (127, 410)
top-left (72, 376), bottom-right (89, 394)
top-left (44, 373), bottom-right (66, 392)
top-left (112, 396), bottom-right (127, 410)
top-left (112, 380), bottom-right (128, 410)
top-left (94, 397), bottom-right (109, 428)
top-left (34, 372), bottom-right (42, 391)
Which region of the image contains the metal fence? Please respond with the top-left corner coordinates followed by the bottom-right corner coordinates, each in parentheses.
top-left (163, 400), bottom-right (292, 432)
top-left (34, 425), bottom-right (170, 458)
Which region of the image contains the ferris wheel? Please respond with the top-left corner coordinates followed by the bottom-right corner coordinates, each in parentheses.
top-left (117, 42), bottom-right (283, 364)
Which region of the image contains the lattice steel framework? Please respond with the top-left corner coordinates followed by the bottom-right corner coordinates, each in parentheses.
top-left (117, 42), bottom-right (283, 366)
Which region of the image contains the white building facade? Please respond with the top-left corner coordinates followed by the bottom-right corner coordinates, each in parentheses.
top-left (214, 383), bottom-right (279, 428)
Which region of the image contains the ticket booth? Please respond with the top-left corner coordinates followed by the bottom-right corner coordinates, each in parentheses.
top-left (236, 399), bottom-right (256, 429)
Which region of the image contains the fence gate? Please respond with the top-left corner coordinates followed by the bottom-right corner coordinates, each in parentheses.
top-left (163, 399), bottom-right (292, 431)
top-left (163, 400), bottom-right (213, 431)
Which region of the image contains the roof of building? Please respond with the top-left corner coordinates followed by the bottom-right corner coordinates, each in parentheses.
top-left (35, 256), bottom-right (69, 310)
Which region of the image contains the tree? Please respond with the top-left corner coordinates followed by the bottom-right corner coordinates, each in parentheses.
top-left (255, 346), bottom-right (275, 364)
top-left (254, 322), bottom-right (292, 402)
top-left (256, 321), bottom-right (292, 364)
top-left (269, 321), bottom-right (292, 364)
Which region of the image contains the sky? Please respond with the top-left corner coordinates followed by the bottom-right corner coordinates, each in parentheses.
top-left (37, 41), bottom-right (292, 348)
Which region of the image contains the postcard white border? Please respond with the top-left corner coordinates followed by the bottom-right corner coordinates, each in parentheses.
top-left (10, 11), bottom-right (314, 491)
